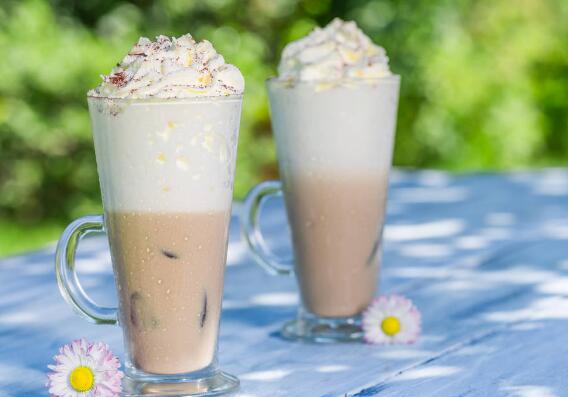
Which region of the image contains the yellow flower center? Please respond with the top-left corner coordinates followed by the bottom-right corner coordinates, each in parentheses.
top-left (69, 366), bottom-right (94, 392)
top-left (381, 316), bottom-right (401, 336)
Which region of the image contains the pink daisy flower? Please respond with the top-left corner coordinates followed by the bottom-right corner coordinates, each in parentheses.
top-left (362, 294), bottom-right (421, 345)
top-left (47, 339), bottom-right (123, 397)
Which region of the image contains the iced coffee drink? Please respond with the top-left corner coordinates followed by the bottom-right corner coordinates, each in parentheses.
top-left (242, 19), bottom-right (399, 342)
top-left (87, 34), bottom-right (244, 377)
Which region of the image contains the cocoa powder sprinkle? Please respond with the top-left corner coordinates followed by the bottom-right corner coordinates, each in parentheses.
top-left (108, 71), bottom-right (129, 87)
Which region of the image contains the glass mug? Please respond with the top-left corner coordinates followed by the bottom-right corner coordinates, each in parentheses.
top-left (55, 95), bottom-right (242, 395)
top-left (242, 77), bottom-right (400, 343)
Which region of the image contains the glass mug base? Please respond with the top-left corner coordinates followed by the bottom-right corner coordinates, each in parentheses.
top-left (122, 364), bottom-right (239, 397)
top-left (281, 310), bottom-right (364, 343)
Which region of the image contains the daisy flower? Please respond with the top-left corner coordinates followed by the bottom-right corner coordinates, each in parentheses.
top-left (47, 339), bottom-right (124, 397)
top-left (362, 294), bottom-right (421, 345)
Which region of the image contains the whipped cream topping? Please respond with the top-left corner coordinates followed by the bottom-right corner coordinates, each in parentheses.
top-left (278, 18), bottom-right (391, 82)
top-left (89, 34), bottom-right (244, 98)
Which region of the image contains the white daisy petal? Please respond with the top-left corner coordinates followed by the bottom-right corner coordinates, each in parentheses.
top-left (362, 294), bottom-right (422, 345)
top-left (47, 339), bottom-right (124, 397)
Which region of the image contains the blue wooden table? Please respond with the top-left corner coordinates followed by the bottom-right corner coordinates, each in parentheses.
top-left (2, 170), bottom-right (568, 397)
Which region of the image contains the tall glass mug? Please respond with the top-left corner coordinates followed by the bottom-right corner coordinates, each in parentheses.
top-left (55, 95), bottom-right (242, 395)
top-left (242, 77), bottom-right (400, 342)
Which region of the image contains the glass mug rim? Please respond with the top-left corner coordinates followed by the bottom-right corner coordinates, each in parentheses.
top-left (266, 74), bottom-right (401, 87)
top-left (86, 93), bottom-right (243, 104)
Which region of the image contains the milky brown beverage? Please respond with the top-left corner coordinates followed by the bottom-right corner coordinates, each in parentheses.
top-left (283, 174), bottom-right (388, 317)
top-left (107, 211), bottom-right (230, 374)
top-left (267, 78), bottom-right (399, 319)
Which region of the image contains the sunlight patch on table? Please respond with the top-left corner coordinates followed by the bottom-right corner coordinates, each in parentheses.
top-left (390, 267), bottom-right (451, 279)
top-left (537, 278), bottom-right (568, 295)
top-left (510, 322), bottom-right (544, 331)
top-left (501, 385), bottom-right (557, 397)
top-left (532, 170), bottom-right (568, 196)
top-left (480, 267), bottom-right (554, 285)
top-left (394, 365), bottom-right (461, 381)
top-left (384, 219), bottom-right (464, 242)
top-left (374, 349), bottom-right (433, 360)
top-left (240, 369), bottom-right (291, 381)
top-left (485, 297), bottom-right (568, 322)
top-left (227, 241), bottom-right (247, 266)
top-left (76, 258), bottom-right (111, 274)
top-left (0, 311), bottom-right (38, 325)
top-left (250, 292), bottom-right (298, 306)
top-left (316, 364), bottom-right (349, 373)
top-left (400, 243), bottom-right (454, 258)
top-left (542, 222), bottom-right (568, 240)
top-left (435, 279), bottom-right (489, 292)
top-left (454, 235), bottom-right (488, 250)
top-left (416, 170), bottom-right (451, 187)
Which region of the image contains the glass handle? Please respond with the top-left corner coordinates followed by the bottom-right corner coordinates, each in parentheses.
top-left (55, 215), bottom-right (118, 325)
top-left (241, 180), bottom-right (294, 276)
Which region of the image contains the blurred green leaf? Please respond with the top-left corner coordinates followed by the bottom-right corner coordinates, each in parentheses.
top-left (0, 0), bottom-right (567, 256)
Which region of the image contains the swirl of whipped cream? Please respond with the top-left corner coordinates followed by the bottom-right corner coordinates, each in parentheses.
top-left (89, 34), bottom-right (244, 98)
top-left (278, 18), bottom-right (391, 82)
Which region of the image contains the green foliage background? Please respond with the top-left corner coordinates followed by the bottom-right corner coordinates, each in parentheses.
top-left (0, 0), bottom-right (567, 254)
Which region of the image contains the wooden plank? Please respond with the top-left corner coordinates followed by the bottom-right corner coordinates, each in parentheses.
top-left (0, 170), bottom-right (567, 396)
